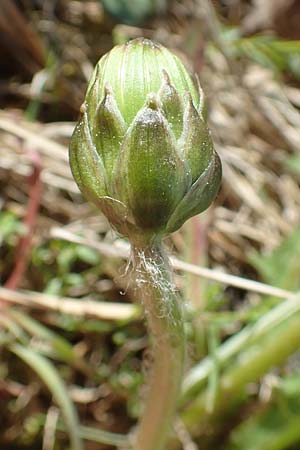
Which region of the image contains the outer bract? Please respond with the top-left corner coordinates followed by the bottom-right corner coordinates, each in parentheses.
top-left (69, 38), bottom-right (221, 238)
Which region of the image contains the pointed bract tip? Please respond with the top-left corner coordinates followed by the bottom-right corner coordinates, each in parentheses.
top-left (195, 74), bottom-right (206, 116)
top-left (161, 69), bottom-right (171, 84)
top-left (104, 84), bottom-right (113, 97)
top-left (184, 91), bottom-right (194, 109)
top-left (146, 93), bottom-right (161, 110)
top-left (80, 102), bottom-right (87, 114)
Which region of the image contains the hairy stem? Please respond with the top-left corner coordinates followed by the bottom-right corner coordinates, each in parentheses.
top-left (131, 239), bottom-right (185, 450)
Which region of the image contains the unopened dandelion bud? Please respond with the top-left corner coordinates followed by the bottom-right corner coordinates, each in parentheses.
top-left (69, 38), bottom-right (221, 237)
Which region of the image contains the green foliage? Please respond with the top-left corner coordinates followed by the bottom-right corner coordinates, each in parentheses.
top-left (111, 361), bottom-right (144, 416)
top-left (182, 293), bottom-right (300, 403)
top-left (223, 31), bottom-right (300, 79)
top-left (9, 310), bottom-right (95, 375)
top-left (0, 209), bottom-right (137, 448)
top-left (23, 413), bottom-right (130, 448)
top-left (1, 294), bottom-right (137, 448)
top-left (285, 154), bottom-right (300, 174)
top-left (10, 344), bottom-right (83, 450)
top-left (227, 374), bottom-right (300, 450)
top-left (31, 238), bottom-right (102, 295)
top-left (250, 228), bottom-right (300, 291)
top-left (0, 211), bottom-right (25, 245)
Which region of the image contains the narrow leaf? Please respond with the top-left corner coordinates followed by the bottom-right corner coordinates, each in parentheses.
top-left (10, 344), bottom-right (83, 450)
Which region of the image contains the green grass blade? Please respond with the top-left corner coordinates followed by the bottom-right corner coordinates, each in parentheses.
top-left (56, 422), bottom-right (130, 447)
top-left (10, 309), bottom-right (93, 375)
top-left (10, 343), bottom-right (83, 450)
top-left (182, 293), bottom-right (300, 403)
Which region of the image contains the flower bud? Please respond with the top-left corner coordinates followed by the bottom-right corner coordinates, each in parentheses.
top-left (69, 38), bottom-right (221, 238)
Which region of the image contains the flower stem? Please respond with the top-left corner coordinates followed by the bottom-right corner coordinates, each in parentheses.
top-left (131, 239), bottom-right (185, 450)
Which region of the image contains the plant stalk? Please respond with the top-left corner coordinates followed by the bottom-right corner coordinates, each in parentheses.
top-left (131, 238), bottom-right (185, 450)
